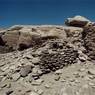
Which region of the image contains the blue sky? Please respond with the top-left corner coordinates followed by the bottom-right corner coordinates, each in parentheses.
top-left (0, 0), bottom-right (95, 27)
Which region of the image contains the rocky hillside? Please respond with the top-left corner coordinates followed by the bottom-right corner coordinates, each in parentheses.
top-left (0, 16), bottom-right (95, 95)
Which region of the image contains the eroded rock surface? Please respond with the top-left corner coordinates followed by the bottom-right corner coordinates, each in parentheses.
top-left (82, 23), bottom-right (95, 60)
top-left (0, 25), bottom-right (83, 51)
top-left (65, 15), bottom-right (90, 27)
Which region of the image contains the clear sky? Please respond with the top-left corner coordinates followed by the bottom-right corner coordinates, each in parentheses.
top-left (0, 0), bottom-right (95, 27)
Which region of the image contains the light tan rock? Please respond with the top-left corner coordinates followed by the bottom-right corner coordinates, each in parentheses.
top-left (1, 25), bottom-right (83, 51)
top-left (30, 92), bottom-right (39, 95)
top-left (18, 28), bottom-right (41, 49)
top-left (7, 25), bottom-right (23, 31)
top-left (2, 30), bottom-right (20, 49)
top-left (47, 28), bottom-right (67, 39)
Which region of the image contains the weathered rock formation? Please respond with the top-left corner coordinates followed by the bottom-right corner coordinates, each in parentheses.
top-left (0, 25), bottom-right (83, 51)
top-left (82, 22), bottom-right (95, 60)
top-left (65, 15), bottom-right (91, 27)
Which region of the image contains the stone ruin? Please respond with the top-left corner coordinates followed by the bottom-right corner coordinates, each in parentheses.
top-left (82, 23), bottom-right (95, 60)
top-left (39, 39), bottom-right (78, 74)
top-left (0, 15), bottom-right (95, 75)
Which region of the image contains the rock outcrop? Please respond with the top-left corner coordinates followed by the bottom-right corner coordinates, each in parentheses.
top-left (2, 30), bottom-right (20, 50)
top-left (65, 15), bottom-right (91, 27)
top-left (82, 22), bottom-right (95, 60)
top-left (0, 25), bottom-right (83, 51)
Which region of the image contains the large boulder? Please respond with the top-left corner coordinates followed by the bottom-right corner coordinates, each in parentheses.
top-left (39, 27), bottom-right (67, 39)
top-left (1, 25), bottom-right (23, 49)
top-left (47, 28), bottom-right (67, 39)
top-left (0, 25), bottom-right (83, 51)
top-left (18, 28), bottom-right (41, 50)
top-left (2, 30), bottom-right (20, 50)
top-left (65, 15), bottom-right (91, 27)
top-left (7, 25), bottom-right (23, 31)
top-left (2, 27), bottom-right (41, 50)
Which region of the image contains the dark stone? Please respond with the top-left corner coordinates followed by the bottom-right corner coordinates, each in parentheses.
top-left (6, 90), bottom-right (13, 95)
top-left (39, 40), bottom-right (78, 73)
top-left (18, 43), bottom-right (30, 51)
top-left (82, 24), bottom-right (95, 60)
top-left (0, 36), bottom-right (5, 46)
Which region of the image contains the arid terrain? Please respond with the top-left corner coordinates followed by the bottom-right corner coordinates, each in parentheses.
top-left (0, 16), bottom-right (95, 95)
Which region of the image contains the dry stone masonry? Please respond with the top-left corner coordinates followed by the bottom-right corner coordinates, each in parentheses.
top-left (39, 40), bottom-right (78, 73)
top-left (82, 22), bottom-right (95, 60)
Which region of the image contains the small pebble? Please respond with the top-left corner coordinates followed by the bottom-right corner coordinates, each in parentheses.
top-left (44, 84), bottom-right (50, 89)
top-left (37, 89), bottom-right (43, 95)
top-left (6, 90), bottom-right (13, 95)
